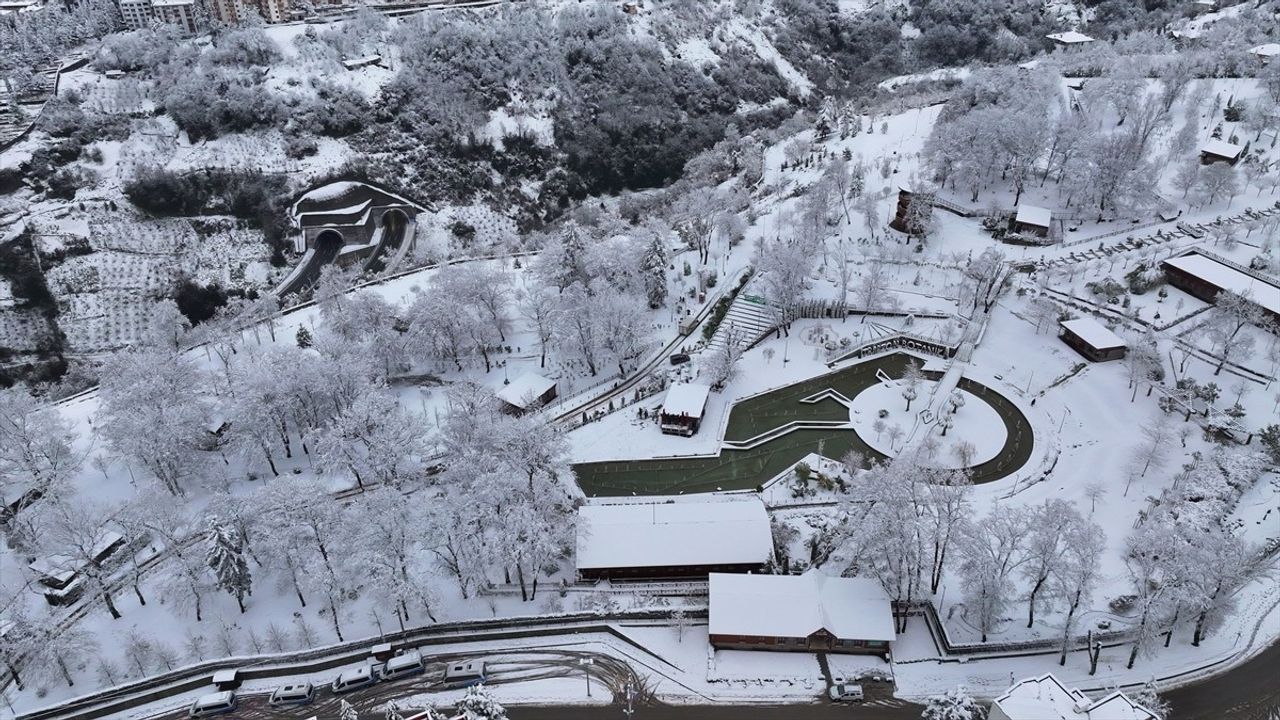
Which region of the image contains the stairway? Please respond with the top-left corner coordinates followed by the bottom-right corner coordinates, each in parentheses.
top-left (707, 292), bottom-right (778, 351)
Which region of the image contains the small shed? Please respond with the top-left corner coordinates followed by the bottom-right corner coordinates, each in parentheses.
top-left (211, 669), bottom-right (241, 690)
top-left (1013, 204), bottom-right (1052, 237)
top-left (496, 372), bottom-right (557, 415)
top-left (1058, 317), bottom-right (1127, 362)
top-left (1046, 31), bottom-right (1095, 48)
top-left (342, 54), bottom-right (383, 71)
top-left (659, 383), bottom-right (711, 436)
top-left (576, 497), bottom-right (772, 580)
top-left (1199, 139), bottom-right (1243, 165)
top-left (708, 572), bottom-right (896, 655)
top-left (1249, 43), bottom-right (1280, 60)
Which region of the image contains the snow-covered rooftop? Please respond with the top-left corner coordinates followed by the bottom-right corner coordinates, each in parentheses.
top-left (1199, 138), bottom-right (1243, 160)
top-left (576, 498), bottom-right (771, 572)
top-left (1163, 251), bottom-right (1280, 316)
top-left (661, 383), bottom-right (710, 418)
top-left (1249, 43), bottom-right (1280, 58)
top-left (992, 673), bottom-right (1159, 719)
top-left (1059, 317), bottom-right (1126, 351)
top-left (1047, 31), bottom-right (1095, 44)
top-left (708, 572), bottom-right (896, 642)
top-left (496, 372), bottom-right (556, 410)
top-left (1015, 204), bottom-right (1052, 228)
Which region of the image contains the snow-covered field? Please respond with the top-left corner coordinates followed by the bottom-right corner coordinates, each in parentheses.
top-left (4, 17), bottom-right (1280, 719)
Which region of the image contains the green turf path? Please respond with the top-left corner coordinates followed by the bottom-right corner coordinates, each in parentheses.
top-left (572, 352), bottom-right (1034, 497)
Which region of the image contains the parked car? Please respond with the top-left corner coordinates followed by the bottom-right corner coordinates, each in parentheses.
top-left (380, 651), bottom-right (425, 681)
top-left (268, 682), bottom-right (316, 707)
top-left (331, 665), bottom-right (378, 694)
top-left (828, 683), bottom-right (865, 702)
top-left (443, 660), bottom-right (487, 688)
top-left (188, 691), bottom-right (237, 718)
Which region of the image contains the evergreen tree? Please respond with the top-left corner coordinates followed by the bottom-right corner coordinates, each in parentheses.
top-left (205, 519), bottom-right (252, 613)
top-left (921, 685), bottom-right (985, 720)
top-left (456, 684), bottom-right (508, 719)
top-left (641, 232), bottom-right (669, 309)
top-left (296, 325), bottom-right (313, 348)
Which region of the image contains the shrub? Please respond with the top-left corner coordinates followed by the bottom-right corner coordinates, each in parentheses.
top-left (174, 279), bottom-right (228, 324)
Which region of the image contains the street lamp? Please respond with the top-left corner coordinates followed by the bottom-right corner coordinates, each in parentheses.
top-left (579, 657), bottom-right (594, 698)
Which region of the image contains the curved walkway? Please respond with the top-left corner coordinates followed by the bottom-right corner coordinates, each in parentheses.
top-left (573, 353), bottom-right (1034, 496)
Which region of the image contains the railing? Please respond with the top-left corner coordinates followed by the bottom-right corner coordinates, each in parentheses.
top-left (15, 610), bottom-right (699, 720)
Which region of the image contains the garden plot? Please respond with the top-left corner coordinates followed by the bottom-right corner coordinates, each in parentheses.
top-left (412, 202), bottom-right (524, 262)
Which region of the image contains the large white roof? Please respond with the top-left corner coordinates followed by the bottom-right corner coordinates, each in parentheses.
top-left (1200, 138), bottom-right (1242, 160)
top-left (993, 674), bottom-right (1158, 719)
top-left (1164, 251), bottom-right (1280, 316)
top-left (1015, 204), bottom-right (1052, 228)
top-left (1249, 43), bottom-right (1280, 57)
top-left (496, 372), bottom-right (556, 409)
top-left (661, 383), bottom-right (710, 418)
top-left (1047, 31), bottom-right (1095, 44)
top-left (708, 572), bottom-right (896, 642)
top-left (576, 498), bottom-right (771, 571)
top-left (1060, 317), bottom-right (1126, 351)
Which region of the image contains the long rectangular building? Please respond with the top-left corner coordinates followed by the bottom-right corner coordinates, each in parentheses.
top-left (575, 497), bottom-right (772, 580)
top-left (1162, 249), bottom-right (1280, 324)
top-left (708, 572), bottom-right (896, 655)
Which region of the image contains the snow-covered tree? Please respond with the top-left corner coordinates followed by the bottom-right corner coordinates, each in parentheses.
top-left (757, 237), bottom-right (814, 336)
top-left (1054, 518), bottom-right (1105, 666)
top-left (641, 229), bottom-right (670, 308)
top-left (921, 685), bottom-right (985, 720)
top-left (1133, 680), bottom-right (1170, 720)
top-left (455, 684), bottom-right (508, 719)
top-left (339, 698), bottom-right (359, 720)
top-left (956, 508), bottom-right (1032, 642)
top-left (39, 499), bottom-right (126, 619)
top-left (519, 284), bottom-right (561, 368)
top-left (701, 325), bottom-right (747, 390)
top-left (0, 386), bottom-right (82, 542)
top-left (1021, 500), bottom-right (1091, 628)
top-left (313, 389), bottom-right (429, 490)
top-left (853, 260), bottom-right (889, 321)
top-left (901, 361), bottom-right (923, 412)
top-left (96, 348), bottom-right (208, 496)
top-left (205, 519), bottom-right (252, 613)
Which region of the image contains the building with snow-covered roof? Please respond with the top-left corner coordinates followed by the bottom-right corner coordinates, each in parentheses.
top-left (1162, 249), bottom-right (1280, 324)
top-left (576, 497), bottom-right (771, 580)
top-left (342, 55), bottom-right (383, 71)
top-left (1249, 43), bottom-right (1280, 60)
top-left (989, 673), bottom-right (1159, 720)
top-left (708, 572), bottom-right (895, 655)
top-left (659, 382), bottom-right (711, 436)
top-left (496, 372), bottom-right (557, 415)
top-left (1047, 31), bottom-right (1095, 47)
top-left (1013, 204), bottom-right (1052, 237)
top-left (1059, 317), bottom-right (1127, 362)
top-left (1199, 138), bottom-right (1243, 165)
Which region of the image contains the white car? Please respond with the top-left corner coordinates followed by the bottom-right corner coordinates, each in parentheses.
top-left (828, 683), bottom-right (865, 702)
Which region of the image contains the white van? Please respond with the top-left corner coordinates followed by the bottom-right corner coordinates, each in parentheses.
top-left (268, 681), bottom-right (316, 707)
top-left (188, 691), bottom-right (237, 718)
top-left (828, 683), bottom-right (865, 702)
top-left (443, 660), bottom-right (486, 687)
top-left (331, 665), bottom-right (378, 694)
top-left (380, 651), bottom-right (425, 681)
